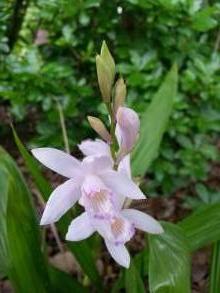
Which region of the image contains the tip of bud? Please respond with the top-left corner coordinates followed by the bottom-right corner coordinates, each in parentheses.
top-left (87, 115), bottom-right (111, 142)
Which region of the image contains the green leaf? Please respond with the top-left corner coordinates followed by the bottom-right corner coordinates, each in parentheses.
top-left (0, 147), bottom-right (50, 293)
top-left (209, 242), bottom-right (220, 293)
top-left (132, 64), bottom-right (178, 176)
top-left (125, 260), bottom-right (146, 293)
top-left (111, 272), bottom-right (125, 293)
top-left (148, 222), bottom-right (191, 293)
top-left (179, 203), bottom-right (220, 252)
top-left (12, 127), bottom-right (102, 289)
top-left (11, 125), bottom-right (52, 199)
top-left (49, 266), bottom-right (87, 293)
top-left (192, 6), bottom-right (218, 32)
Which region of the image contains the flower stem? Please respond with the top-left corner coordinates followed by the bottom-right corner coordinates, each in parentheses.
top-left (106, 102), bottom-right (118, 167)
top-left (57, 101), bottom-right (70, 154)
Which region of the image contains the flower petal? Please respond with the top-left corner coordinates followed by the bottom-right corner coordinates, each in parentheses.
top-left (66, 212), bottom-right (95, 241)
top-left (32, 148), bottom-right (82, 178)
top-left (80, 175), bottom-right (116, 217)
top-left (121, 209), bottom-right (164, 234)
top-left (100, 170), bottom-right (145, 200)
top-left (40, 179), bottom-right (81, 225)
top-left (78, 139), bottom-right (111, 157)
top-left (82, 155), bottom-right (113, 174)
top-left (105, 241), bottom-right (130, 268)
top-left (118, 154), bottom-right (131, 179)
top-left (92, 214), bottom-right (134, 244)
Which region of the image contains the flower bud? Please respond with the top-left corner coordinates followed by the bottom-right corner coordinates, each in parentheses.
top-left (114, 78), bottom-right (126, 113)
top-left (116, 107), bottom-right (140, 155)
top-left (100, 41), bottom-right (115, 83)
top-left (87, 116), bottom-right (111, 142)
top-left (96, 41), bottom-right (115, 102)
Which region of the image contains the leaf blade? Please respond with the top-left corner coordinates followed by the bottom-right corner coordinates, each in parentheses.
top-left (179, 203), bottom-right (220, 252)
top-left (11, 128), bottom-right (102, 289)
top-left (132, 64), bottom-right (178, 176)
top-left (209, 242), bottom-right (220, 293)
top-left (0, 147), bottom-right (50, 293)
top-left (148, 222), bottom-right (191, 293)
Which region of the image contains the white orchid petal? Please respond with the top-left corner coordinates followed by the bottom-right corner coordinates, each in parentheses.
top-left (122, 209), bottom-right (164, 234)
top-left (31, 148), bottom-right (82, 178)
top-left (118, 154), bottom-right (131, 179)
top-left (78, 139), bottom-right (111, 157)
top-left (66, 212), bottom-right (95, 241)
top-left (114, 193), bottom-right (126, 210)
top-left (82, 155), bottom-right (113, 174)
top-left (40, 179), bottom-right (81, 225)
top-left (105, 241), bottom-right (130, 268)
top-left (101, 170), bottom-right (145, 200)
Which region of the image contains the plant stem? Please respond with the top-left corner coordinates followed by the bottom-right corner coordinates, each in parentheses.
top-left (106, 102), bottom-right (118, 166)
top-left (57, 101), bottom-right (70, 154)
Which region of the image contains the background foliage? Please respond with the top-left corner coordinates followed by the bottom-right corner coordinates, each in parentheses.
top-left (1, 1), bottom-right (220, 292)
top-left (1, 0), bottom-right (220, 198)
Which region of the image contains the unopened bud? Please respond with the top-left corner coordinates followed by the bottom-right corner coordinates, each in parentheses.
top-left (96, 41), bottom-right (115, 102)
top-left (114, 78), bottom-right (126, 113)
top-left (96, 55), bottom-right (112, 102)
top-left (116, 107), bottom-right (140, 156)
top-left (100, 41), bottom-right (115, 83)
top-left (87, 116), bottom-right (111, 142)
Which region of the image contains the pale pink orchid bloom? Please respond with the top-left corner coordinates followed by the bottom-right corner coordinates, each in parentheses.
top-left (78, 138), bottom-right (131, 205)
top-left (77, 132), bottom-right (164, 268)
top-left (66, 207), bottom-right (163, 268)
top-left (31, 148), bottom-right (145, 225)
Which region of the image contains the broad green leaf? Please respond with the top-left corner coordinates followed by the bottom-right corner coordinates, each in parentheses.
top-left (112, 249), bottom-right (148, 293)
top-left (12, 128), bottom-right (102, 289)
top-left (12, 125), bottom-right (52, 198)
top-left (209, 242), bottom-right (220, 293)
top-left (179, 203), bottom-right (220, 252)
top-left (132, 64), bottom-right (178, 176)
top-left (0, 147), bottom-right (50, 293)
top-left (192, 6), bottom-right (218, 32)
top-left (125, 260), bottom-right (145, 293)
top-left (49, 266), bottom-right (87, 293)
top-left (148, 222), bottom-right (191, 293)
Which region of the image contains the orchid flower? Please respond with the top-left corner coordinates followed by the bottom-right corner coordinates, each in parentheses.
top-left (31, 149), bottom-right (145, 225)
top-left (66, 206), bottom-right (163, 268)
top-left (32, 42), bottom-right (163, 269)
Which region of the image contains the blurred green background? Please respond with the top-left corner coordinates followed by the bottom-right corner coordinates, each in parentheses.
top-left (0, 0), bottom-right (220, 201)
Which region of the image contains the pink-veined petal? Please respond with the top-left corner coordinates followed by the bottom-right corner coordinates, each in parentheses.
top-left (80, 175), bottom-right (115, 217)
top-left (105, 241), bottom-right (130, 268)
top-left (100, 170), bottom-right (145, 200)
top-left (121, 209), bottom-right (164, 234)
top-left (78, 139), bottom-right (111, 157)
top-left (118, 154), bottom-right (131, 179)
top-left (81, 155), bottom-right (113, 174)
top-left (66, 212), bottom-right (95, 241)
top-left (92, 214), bottom-right (134, 244)
top-left (31, 148), bottom-right (82, 178)
top-left (40, 179), bottom-right (81, 225)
